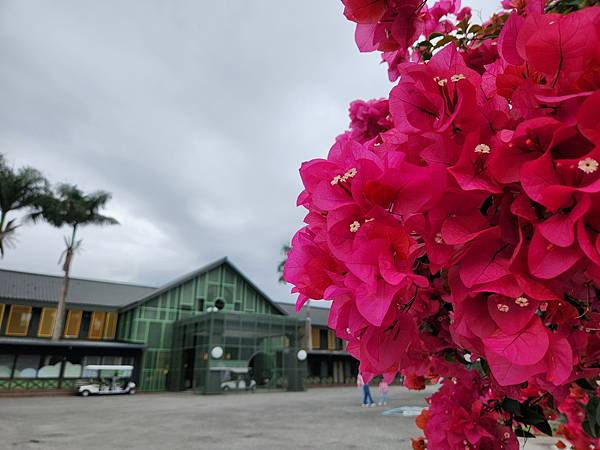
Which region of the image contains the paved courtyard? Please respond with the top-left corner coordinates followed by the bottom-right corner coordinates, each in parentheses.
top-left (1, 386), bottom-right (432, 450)
top-left (1, 385), bottom-right (563, 450)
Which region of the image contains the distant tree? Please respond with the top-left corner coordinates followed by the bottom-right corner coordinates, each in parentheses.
top-left (0, 154), bottom-right (48, 257)
top-left (30, 184), bottom-right (118, 340)
top-left (277, 244), bottom-right (290, 283)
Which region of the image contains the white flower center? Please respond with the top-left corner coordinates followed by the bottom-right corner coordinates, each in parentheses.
top-left (437, 78), bottom-right (448, 86)
top-left (515, 296), bottom-right (529, 307)
top-left (342, 167), bottom-right (357, 181)
top-left (451, 73), bottom-right (466, 82)
top-left (332, 168), bottom-right (358, 185)
top-left (578, 158), bottom-right (598, 174)
top-left (350, 221), bottom-right (361, 233)
top-left (434, 233), bottom-right (443, 244)
top-left (475, 143), bottom-right (491, 154)
top-left (497, 303), bottom-right (509, 313)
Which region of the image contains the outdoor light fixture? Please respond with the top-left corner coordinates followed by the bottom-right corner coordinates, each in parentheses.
top-left (296, 349), bottom-right (307, 361)
top-left (210, 346), bottom-right (224, 359)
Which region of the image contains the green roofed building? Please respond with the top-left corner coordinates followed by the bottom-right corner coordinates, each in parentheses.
top-left (0, 258), bottom-right (313, 394)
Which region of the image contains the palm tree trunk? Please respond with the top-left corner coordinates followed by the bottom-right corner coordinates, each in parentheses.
top-left (52, 225), bottom-right (77, 341)
top-left (0, 211), bottom-right (6, 257)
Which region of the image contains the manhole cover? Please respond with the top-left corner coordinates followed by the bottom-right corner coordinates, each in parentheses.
top-left (382, 406), bottom-right (424, 417)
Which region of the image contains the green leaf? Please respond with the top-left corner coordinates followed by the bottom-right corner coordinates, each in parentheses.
top-left (501, 398), bottom-right (522, 416)
top-left (535, 421), bottom-right (553, 437)
top-left (433, 35), bottom-right (457, 49)
top-left (468, 24), bottom-right (482, 34)
top-left (519, 404), bottom-right (547, 425)
top-left (428, 32), bottom-right (444, 41)
top-left (583, 419), bottom-right (600, 439)
top-left (583, 395), bottom-right (600, 438)
top-left (575, 378), bottom-right (596, 391)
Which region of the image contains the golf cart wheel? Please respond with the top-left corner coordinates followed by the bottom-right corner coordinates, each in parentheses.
top-left (222, 386), bottom-right (230, 392)
top-left (129, 388), bottom-right (136, 395)
top-left (81, 390), bottom-right (90, 397)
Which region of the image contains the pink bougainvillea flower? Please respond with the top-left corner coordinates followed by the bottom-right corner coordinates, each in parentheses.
top-left (284, 228), bottom-right (344, 311)
top-left (527, 230), bottom-right (583, 279)
top-left (488, 117), bottom-right (563, 185)
top-left (389, 45), bottom-right (480, 133)
top-left (288, 2), bottom-right (600, 446)
top-left (459, 233), bottom-right (513, 288)
top-left (483, 317), bottom-right (549, 366)
top-left (342, 0), bottom-right (386, 24)
top-left (578, 91), bottom-right (600, 143)
top-left (520, 145), bottom-right (600, 212)
top-left (348, 98), bottom-right (393, 143)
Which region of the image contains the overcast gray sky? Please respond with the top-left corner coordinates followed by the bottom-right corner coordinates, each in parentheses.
top-left (0, 0), bottom-right (496, 303)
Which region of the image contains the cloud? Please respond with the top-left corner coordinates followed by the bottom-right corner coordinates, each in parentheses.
top-left (0, 0), bottom-right (498, 303)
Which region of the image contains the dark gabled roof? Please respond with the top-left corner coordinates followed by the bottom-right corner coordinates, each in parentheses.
top-left (0, 269), bottom-right (156, 310)
top-left (277, 301), bottom-right (331, 327)
top-left (121, 257), bottom-right (288, 315)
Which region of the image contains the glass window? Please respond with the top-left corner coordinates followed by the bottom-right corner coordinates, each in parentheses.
top-left (103, 312), bottom-right (117, 340)
top-left (82, 356), bottom-right (100, 366)
top-left (0, 354), bottom-right (14, 378)
top-left (38, 355), bottom-right (62, 378)
top-left (37, 308), bottom-right (56, 338)
top-left (136, 321), bottom-right (147, 341)
top-left (196, 275), bottom-right (206, 297)
top-left (121, 357), bottom-right (134, 366)
top-left (63, 355), bottom-right (83, 378)
top-left (327, 330), bottom-right (336, 350)
top-left (319, 329), bottom-right (328, 350)
top-left (147, 322), bottom-right (162, 347)
top-left (64, 310), bottom-right (83, 338)
top-left (246, 288), bottom-right (256, 311)
top-left (311, 328), bottom-right (320, 349)
top-left (102, 356), bottom-right (121, 365)
top-left (207, 284), bottom-right (219, 301)
top-left (223, 285), bottom-right (233, 302)
top-left (88, 312), bottom-right (106, 340)
top-left (208, 268), bottom-right (220, 282)
top-left (6, 305), bottom-right (32, 336)
top-left (223, 266), bottom-right (235, 283)
top-left (13, 354), bottom-right (40, 378)
top-left (182, 282), bottom-right (193, 305)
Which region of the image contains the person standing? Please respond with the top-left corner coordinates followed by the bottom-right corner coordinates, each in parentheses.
top-left (357, 373), bottom-right (375, 407)
top-left (378, 380), bottom-right (389, 406)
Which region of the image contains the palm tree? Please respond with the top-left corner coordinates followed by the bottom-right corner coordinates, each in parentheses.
top-left (0, 154), bottom-right (48, 256)
top-left (277, 244), bottom-right (290, 284)
top-left (30, 184), bottom-right (118, 340)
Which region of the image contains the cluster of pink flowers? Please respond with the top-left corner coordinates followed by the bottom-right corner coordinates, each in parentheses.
top-left (558, 387), bottom-right (600, 450)
top-left (284, 0), bottom-right (600, 448)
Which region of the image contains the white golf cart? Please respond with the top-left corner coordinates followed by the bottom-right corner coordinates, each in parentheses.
top-left (217, 367), bottom-right (256, 392)
top-left (77, 365), bottom-right (136, 397)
